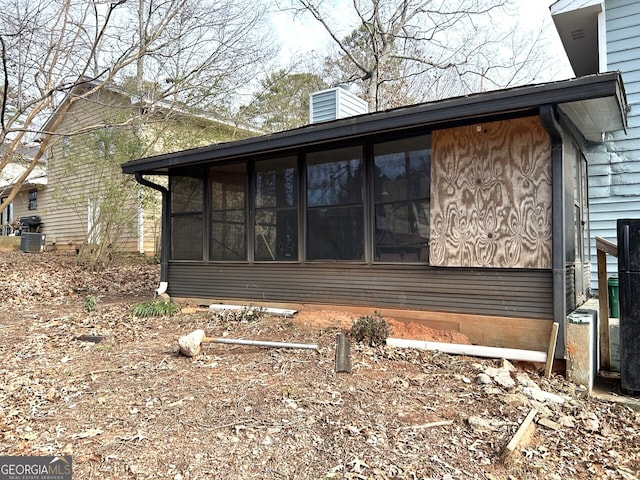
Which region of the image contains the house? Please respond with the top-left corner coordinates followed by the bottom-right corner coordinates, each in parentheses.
top-left (6, 80), bottom-right (255, 255)
top-left (551, 0), bottom-right (640, 293)
top-left (0, 145), bottom-right (47, 235)
top-left (122, 73), bottom-right (628, 360)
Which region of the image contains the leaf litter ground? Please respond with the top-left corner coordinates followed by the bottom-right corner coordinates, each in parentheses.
top-left (1, 251), bottom-right (639, 479)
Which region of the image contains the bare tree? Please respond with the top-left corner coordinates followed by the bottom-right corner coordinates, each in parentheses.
top-left (293, 0), bottom-right (548, 111)
top-left (0, 0), bottom-right (275, 215)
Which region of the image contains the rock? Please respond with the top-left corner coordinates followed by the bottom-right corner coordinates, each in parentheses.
top-left (485, 367), bottom-right (516, 389)
top-left (476, 373), bottom-right (492, 385)
top-left (501, 359), bottom-right (517, 372)
top-left (558, 415), bottom-right (576, 428)
top-left (178, 329), bottom-right (205, 357)
top-left (467, 415), bottom-right (494, 433)
top-left (580, 412), bottom-right (600, 431)
top-left (502, 393), bottom-right (530, 408)
top-left (516, 373), bottom-right (540, 389)
top-left (523, 387), bottom-right (566, 405)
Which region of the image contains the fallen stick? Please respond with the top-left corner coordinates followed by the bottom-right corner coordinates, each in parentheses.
top-left (501, 408), bottom-right (537, 461)
top-left (386, 338), bottom-right (547, 363)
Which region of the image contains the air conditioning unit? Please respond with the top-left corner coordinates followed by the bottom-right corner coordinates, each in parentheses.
top-left (20, 232), bottom-right (46, 253)
top-left (309, 87), bottom-right (368, 124)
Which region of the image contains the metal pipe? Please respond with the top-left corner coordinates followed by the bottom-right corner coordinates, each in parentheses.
top-left (133, 173), bottom-right (170, 293)
top-left (540, 105), bottom-right (566, 360)
top-left (204, 337), bottom-right (319, 351)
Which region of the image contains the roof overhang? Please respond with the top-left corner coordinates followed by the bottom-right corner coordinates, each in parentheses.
top-left (550, 0), bottom-right (603, 76)
top-left (122, 72), bottom-right (628, 175)
top-left (0, 164), bottom-right (48, 191)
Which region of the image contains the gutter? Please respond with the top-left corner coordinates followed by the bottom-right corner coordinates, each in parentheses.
top-left (134, 173), bottom-right (170, 296)
top-left (540, 105), bottom-right (566, 360)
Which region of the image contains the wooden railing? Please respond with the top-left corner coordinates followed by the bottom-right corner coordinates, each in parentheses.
top-left (596, 236), bottom-right (617, 370)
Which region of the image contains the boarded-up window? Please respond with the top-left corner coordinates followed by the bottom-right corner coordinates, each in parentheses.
top-left (430, 117), bottom-right (552, 268)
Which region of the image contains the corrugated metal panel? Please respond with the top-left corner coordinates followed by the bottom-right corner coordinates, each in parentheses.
top-left (167, 263), bottom-right (554, 319)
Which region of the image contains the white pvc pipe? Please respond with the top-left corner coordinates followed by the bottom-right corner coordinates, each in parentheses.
top-left (156, 281), bottom-right (168, 296)
top-left (386, 338), bottom-right (547, 363)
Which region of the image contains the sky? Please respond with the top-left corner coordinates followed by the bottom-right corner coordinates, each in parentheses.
top-left (271, 0), bottom-right (574, 82)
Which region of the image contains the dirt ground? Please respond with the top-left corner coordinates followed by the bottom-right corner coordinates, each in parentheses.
top-left (1, 251), bottom-right (639, 480)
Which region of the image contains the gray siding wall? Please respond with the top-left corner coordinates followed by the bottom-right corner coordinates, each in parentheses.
top-left (167, 263), bottom-right (554, 320)
top-left (587, 0), bottom-right (640, 291)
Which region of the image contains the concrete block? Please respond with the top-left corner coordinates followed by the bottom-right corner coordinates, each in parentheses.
top-left (566, 309), bottom-right (598, 395)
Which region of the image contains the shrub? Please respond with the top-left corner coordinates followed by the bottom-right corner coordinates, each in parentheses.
top-left (350, 312), bottom-right (390, 347)
top-left (131, 299), bottom-right (179, 318)
top-left (84, 295), bottom-right (100, 312)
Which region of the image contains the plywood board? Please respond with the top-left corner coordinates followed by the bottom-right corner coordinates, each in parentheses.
top-left (431, 117), bottom-right (552, 268)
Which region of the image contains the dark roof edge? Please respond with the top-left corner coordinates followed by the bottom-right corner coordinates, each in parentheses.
top-left (122, 72), bottom-right (626, 174)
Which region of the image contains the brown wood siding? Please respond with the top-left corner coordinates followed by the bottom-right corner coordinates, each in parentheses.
top-left (167, 263), bottom-right (553, 319)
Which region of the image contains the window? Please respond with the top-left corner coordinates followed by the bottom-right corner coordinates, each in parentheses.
top-left (1, 196), bottom-right (13, 234)
top-left (96, 128), bottom-right (115, 157)
top-left (28, 190), bottom-right (38, 210)
top-left (306, 146), bottom-right (364, 260)
top-left (373, 136), bottom-right (430, 262)
top-left (171, 176), bottom-right (203, 260)
top-left (62, 135), bottom-right (70, 158)
top-left (255, 157), bottom-right (298, 261)
top-left (210, 164), bottom-right (246, 260)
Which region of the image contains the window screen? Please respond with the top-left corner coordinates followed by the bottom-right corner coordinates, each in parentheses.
top-left (373, 136), bottom-right (430, 262)
top-left (255, 157), bottom-right (298, 261)
top-left (306, 146), bottom-right (364, 260)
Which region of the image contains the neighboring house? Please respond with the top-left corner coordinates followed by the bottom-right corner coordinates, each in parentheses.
top-left (20, 81), bottom-right (255, 255)
top-left (123, 73), bottom-right (628, 360)
top-left (0, 145), bottom-right (47, 235)
top-left (552, 0), bottom-right (640, 292)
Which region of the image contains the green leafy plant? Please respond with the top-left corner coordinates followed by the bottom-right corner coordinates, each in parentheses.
top-left (131, 299), bottom-right (179, 318)
top-left (84, 295), bottom-right (100, 312)
top-left (350, 312), bottom-right (391, 347)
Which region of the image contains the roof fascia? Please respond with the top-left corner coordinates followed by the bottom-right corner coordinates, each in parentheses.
top-left (122, 73), bottom-right (626, 175)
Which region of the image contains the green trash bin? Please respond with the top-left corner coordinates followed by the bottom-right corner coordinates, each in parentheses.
top-left (608, 275), bottom-right (619, 318)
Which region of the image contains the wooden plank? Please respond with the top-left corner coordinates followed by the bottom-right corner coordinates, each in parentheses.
top-left (545, 322), bottom-right (559, 378)
top-left (596, 236), bottom-right (618, 257)
top-left (597, 249), bottom-right (611, 370)
top-left (501, 409), bottom-right (537, 461)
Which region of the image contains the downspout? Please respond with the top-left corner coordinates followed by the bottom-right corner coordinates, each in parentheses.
top-left (540, 105), bottom-right (566, 360)
top-left (134, 173), bottom-right (170, 296)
